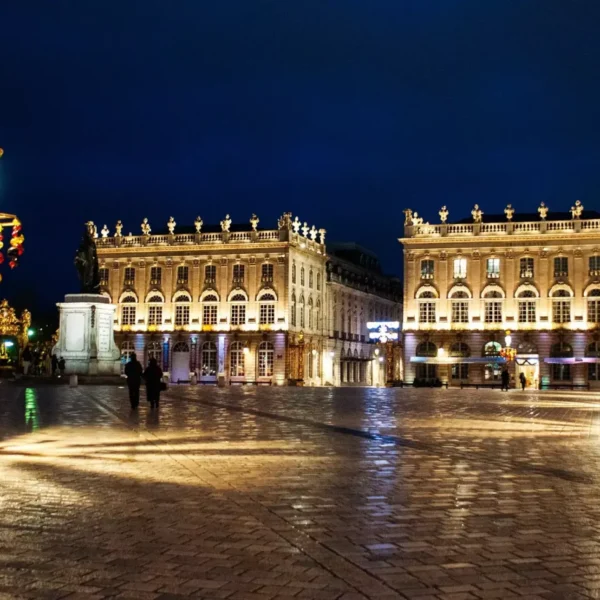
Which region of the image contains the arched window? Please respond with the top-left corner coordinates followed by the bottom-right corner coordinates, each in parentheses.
top-left (120, 341), bottom-right (136, 374)
top-left (316, 272), bottom-right (321, 291)
top-left (173, 341), bottom-right (190, 353)
top-left (309, 269), bottom-right (313, 288)
top-left (258, 341), bottom-right (274, 377)
top-left (230, 293), bottom-right (247, 326)
top-left (587, 341), bottom-right (600, 381)
top-left (484, 290), bottom-right (502, 323)
top-left (300, 266), bottom-right (305, 286)
top-left (347, 312), bottom-right (352, 335)
top-left (417, 288), bottom-right (436, 323)
top-left (551, 341), bottom-right (573, 381)
top-left (299, 294), bottom-right (305, 329)
top-left (308, 297), bottom-right (314, 329)
top-left (340, 309), bottom-right (345, 334)
top-left (449, 342), bottom-right (470, 357)
top-left (517, 289), bottom-right (536, 323)
top-left (291, 291), bottom-right (297, 327)
top-left (484, 341), bottom-right (501, 356)
top-left (121, 295), bottom-right (137, 327)
top-left (229, 341), bottom-right (245, 377)
top-left (588, 288), bottom-right (600, 323)
top-left (174, 293), bottom-right (191, 327)
top-left (450, 290), bottom-right (469, 323)
top-left (201, 341), bottom-right (217, 377)
top-left (259, 293), bottom-right (276, 325)
top-left (292, 262), bottom-right (296, 284)
top-left (147, 294), bottom-right (163, 327)
top-left (202, 293), bottom-right (218, 326)
top-left (416, 341), bottom-right (437, 357)
top-left (552, 289), bottom-right (572, 323)
top-left (147, 341), bottom-right (162, 366)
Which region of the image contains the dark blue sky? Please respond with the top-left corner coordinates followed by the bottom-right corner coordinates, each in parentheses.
top-left (1, 1), bottom-right (600, 315)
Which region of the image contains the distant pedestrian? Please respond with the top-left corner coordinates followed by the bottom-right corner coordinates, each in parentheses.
top-left (58, 357), bottom-right (66, 377)
top-left (501, 368), bottom-right (510, 391)
top-left (124, 352), bottom-right (143, 409)
top-left (143, 357), bottom-right (163, 409)
top-left (22, 346), bottom-right (32, 375)
top-left (519, 372), bottom-right (527, 391)
top-left (51, 354), bottom-right (58, 377)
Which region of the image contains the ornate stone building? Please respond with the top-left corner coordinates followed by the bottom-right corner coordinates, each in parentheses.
top-left (324, 244), bottom-right (402, 386)
top-left (400, 201), bottom-right (600, 388)
top-left (96, 213), bottom-right (327, 385)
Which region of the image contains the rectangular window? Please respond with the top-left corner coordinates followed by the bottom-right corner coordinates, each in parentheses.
top-left (484, 301), bottom-right (502, 323)
top-left (520, 257), bottom-right (534, 278)
top-left (588, 299), bottom-right (600, 323)
top-left (451, 301), bottom-right (469, 323)
top-left (148, 306), bottom-right (163, 326)
top-left (203, 304), bottom-right (217, 325)
top-left (554, 257), bottom-right (568, 278)
top-left (451, 364), bottom-right (469, 380)
top-left (518, 300), bottom-right (536, 323)
top-left (121, 306), bottom-right (136, 326)
top-left (230, 349), bottom-right (245, 377)
top-left (175, 305), bottom-right (190, 326)
top-left (205, 265), bottom-right (216, 284)
top-left (589, 256), bottom-right (600, 276)
top-left (99, 268), bottom-right (109, 286)
top-left (453, 258), bottom-right (467, 279)
top-left (259, 303), bottom-right (275, 324)
top-left (261, 263), bottom-right (273, 283)
top-left (552, 364), bottom-right (571, 381)
top-left (231, 304), bottom-right (246, 325)
top-left (589, 364), bottom-right (600, 381)
top-left (300, 305), bottom-right (305, 328)
top-left (177, 266), bottom-right (189, 285)
top-left (124, 267), bottom-right (136, 286)
top-left (419, 301), bottom-right (436, 323)
top-left (316, 272), bottom-right (321, 290)
top-left (150, 266), bottom-right (162, 286)
top-left (552, 300), bottom-right (571, 323)
top-left (291, 302), bottom-right (297, 326)
top-left (421, 259), bottom-right (434, 280)
top-left (233, 264), bottom-right (245, 283)
top-left (486, 258), bottom-right (500, 279)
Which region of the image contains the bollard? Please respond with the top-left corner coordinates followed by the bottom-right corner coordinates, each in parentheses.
top-left (69, 374), bottom-right (78, 387)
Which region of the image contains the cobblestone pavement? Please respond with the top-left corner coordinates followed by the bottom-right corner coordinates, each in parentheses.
top-left (2, 386), bottom-right (600, 599)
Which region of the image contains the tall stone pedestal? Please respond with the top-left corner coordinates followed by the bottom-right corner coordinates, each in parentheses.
top-left (54, 294), bottom-right (120, 375)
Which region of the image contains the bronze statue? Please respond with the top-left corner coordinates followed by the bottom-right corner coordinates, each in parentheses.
top-left (74, 222), bottom-right (100, 294)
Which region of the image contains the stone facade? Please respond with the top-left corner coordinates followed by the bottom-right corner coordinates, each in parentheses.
top-left (400, 203), bottom-right (600, 388)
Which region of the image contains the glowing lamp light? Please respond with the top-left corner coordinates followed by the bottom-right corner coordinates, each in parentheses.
top-left (374, 348), bottom-right (380, 356)
top-left (504, 330), bottom-right (512, 347)
top-left (437, 347), bottom-right (445, 357)
top-left (27, 328), bottom-right (35, 337)
top-left (311, 349), bottom-right (317, 356)
top-left (329, 351), bottom-right (335, 358)
top-left (4, 341), bottom-right (14, 348)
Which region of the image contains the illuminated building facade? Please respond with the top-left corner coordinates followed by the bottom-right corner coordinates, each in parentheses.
top-left (324, 244), bottom-right (402, 386)
top-left (96, 213), bottom-right (327, 385)
top-left (400, 202), bottom-right (600, 388)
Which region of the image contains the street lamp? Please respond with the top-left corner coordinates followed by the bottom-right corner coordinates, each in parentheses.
top-left (500, 330), bottom-right (516, 362)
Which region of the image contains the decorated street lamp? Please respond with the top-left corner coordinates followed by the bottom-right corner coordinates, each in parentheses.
top-left (500, 330), bottom-right (516, 362)
top-left (0, 213), bottom-right (25, 280)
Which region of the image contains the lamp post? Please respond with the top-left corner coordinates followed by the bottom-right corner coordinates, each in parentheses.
top-left (500, 330), bottom-right (516, 362)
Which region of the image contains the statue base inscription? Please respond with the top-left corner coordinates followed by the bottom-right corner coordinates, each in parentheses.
top-left (54, 294), bottom-right (120, 375)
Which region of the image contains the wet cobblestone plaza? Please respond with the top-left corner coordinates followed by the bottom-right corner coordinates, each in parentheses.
top-left (2, 386), bottom-right (600, 599)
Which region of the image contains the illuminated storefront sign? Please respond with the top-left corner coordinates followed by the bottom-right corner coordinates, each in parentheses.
top-left (366, 321), bottom-right (400, 343)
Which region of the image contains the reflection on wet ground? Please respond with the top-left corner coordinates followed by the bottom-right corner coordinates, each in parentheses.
top-left (1, 384), bottom-right (600, 599)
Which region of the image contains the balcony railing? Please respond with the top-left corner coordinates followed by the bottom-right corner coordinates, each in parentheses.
top-left (520, 270), bottom-right (534, 279)
top-left (123, 279), bottom-right (135, 287)
top-left (554, 271), bottom-right (568, 279)
top-left (590, 269), bottom-right (600, 278)
top-left (486, 272), bottom-right (500, 279)
top-left (421, 273), bottom-right (434, 280)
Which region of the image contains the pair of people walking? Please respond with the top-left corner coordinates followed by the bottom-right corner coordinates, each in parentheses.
top-left (124, 354), bottom-right (164, 409)
top-left (500, 368), bottom-right (527, 391)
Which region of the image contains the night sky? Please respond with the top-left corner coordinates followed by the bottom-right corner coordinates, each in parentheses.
top-left (1, 1), bottom-right (600, 319)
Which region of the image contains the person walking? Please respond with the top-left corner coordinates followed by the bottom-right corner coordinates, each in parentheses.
top-left (51, 354), bottom-right (58, 377)
top-left (21, 346), bottom-right (32, 375)
top-left (501, 367), bottom-right (510, 391)
top-left (124, 352), bottom-right (143, 409)
top-left (519, 372), bottom-right (527, 391)
top-left (143, 357), bottom-right (164, 409)
top-left (58, 357), bottom-right (66, 377)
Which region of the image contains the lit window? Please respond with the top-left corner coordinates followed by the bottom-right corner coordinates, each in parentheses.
top-left (201, 342), bottom-right (217, 376)
top-left (99, 268), bottom-right (109, 286)
top-left (261, 263), bottom-right (273, 283)
top-left (230, 294), bottom-right (247, 325)
top-left (121, 305), bottom-right (136, 326)
top-left (177, 265), bottom-right (189, 285)
top-left (421, 259), bottom-right (434, 279)
top-left (484, 290), bottom-right (502, 323)
top-left (486, 258), bottom-right (500, 279)
top-left (124, 267), bottom-right (136, 286)
top-left (259, 293), bottom-right (276, 325)
top-left (517, 290), bottom-right (536, 323)
top-left (589, 256), bottom-right (600, 277)
top-left (419, 302), bottom-right (436, 323)
top-left (233, 264), bottom-right (245, 283)
top-left (453, 258), bottom-right (467, 279)
top-left (552, 289), bottom-right (571, 323)
top-left (205, 265), bottom-right (216, 284)
top-left (148, 305), bottom-right (163, 326)
top-left (258, 341), bottom-right (274, 377)
top-left (587, 289), bottom-right (600, 323)
top-left (229, 341), bottom-right (245, 377)
top-left (175, 305), bottom-right (190, 326)
top-left (553, 257), bottom-right (568, 278)
top-left (150, 266), bottom-right (162, 285)
top-left (451, 291), bottom-right (469, 323)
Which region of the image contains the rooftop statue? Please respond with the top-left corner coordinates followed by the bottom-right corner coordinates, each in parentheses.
top-left (74, 221), bottom-right (100, 294)
top-left (538, 202), bottom-right (548, 220)
top-left (504, 204), bottom-right (514, 221)
top-left (471, 204), bottom-right (483, 223)
top-left (439, 206), bottom-right (448, 223)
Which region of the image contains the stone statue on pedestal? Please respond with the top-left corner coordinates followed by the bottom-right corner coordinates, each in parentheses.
top-left (74, 222), bottom-right (100, 294)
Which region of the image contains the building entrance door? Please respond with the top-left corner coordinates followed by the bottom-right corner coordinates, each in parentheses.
top-left (515, 356), bottom-right (539, 389)
top-left (171, 342), bottom-right (191, 383)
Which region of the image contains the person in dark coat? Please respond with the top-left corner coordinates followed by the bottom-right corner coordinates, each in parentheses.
top-left (143, 357), bottom-right (163, 409)
top-left (51, 354), bottom-right (59, 377)
top-left (124, 352), bottom-right (143, 409)
top-left (501, 368), bottom-right (510, 391)
top-left (519, 372), bottom-right (527, 391)
top-left (58, 357), bottom-right (66, 377)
